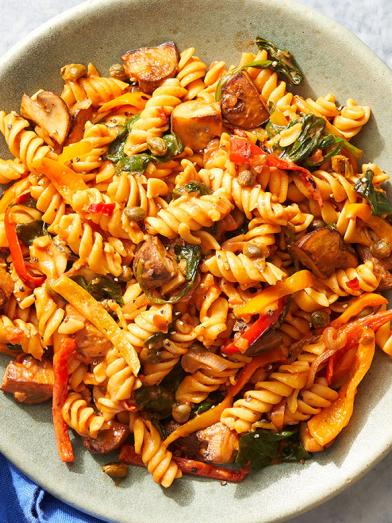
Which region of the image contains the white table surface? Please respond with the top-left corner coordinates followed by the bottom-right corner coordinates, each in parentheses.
top-left (0, 1), bottom-right (391, 522)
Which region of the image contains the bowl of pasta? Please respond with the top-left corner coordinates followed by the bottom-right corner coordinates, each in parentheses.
top-left (0, 0), bottom-right (392, 521)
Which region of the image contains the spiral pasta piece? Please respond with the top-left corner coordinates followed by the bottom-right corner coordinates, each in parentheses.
top-left (0, 158), bottom-right (26, 184)
top-left (131, 415), bottom-right (181, 487)
top-left (302, 94), bottom-right (339, 119)
top-left (176, 354), bottom-right (246, 405)
top-left (30, 178), bottom-right (66, 232)
top-left (221, 360), bottom-right (309, 433)
top-left (34, 286), bottom-right (65, 347)
top-left (0, 111), bottom-right (52, 171)
top-left (321, 261), bottom-right (381, 297)
top-left (125, 78), bottom-right (187, 155)
top-left (0, 315), bottom-right (44, 360)
top-left (127, 304), bottom-right (172, 348)
top-left (142, 339), bottom-right (189, 386)
top-left (62, 392), bottom-right (108, 438)
top-left (333, 99), bottom-right (371, 139)
top-left (55, 213), bottom-right (130, 276)
top-left (61, 75), bottom-right (129, 109)
top-left (177, 47), bottom-right (207, 100)
top-left (145, 192), bottom-right (233, 244)
top-left (71, 122), bottom-right (117, 175)
top-left (202, 251), bottom-right (286, 286)
top-left (197, 60), bottom-right (227, 103)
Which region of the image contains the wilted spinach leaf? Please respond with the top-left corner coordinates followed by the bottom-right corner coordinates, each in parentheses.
top-left (236, 429), bottom-right (311, 469)
top-left (118, 153), bottom-right (153, 174)
top-left (255, 37), bottom-right (303, 85)
top-left (71, 275), bottom-right (123, 305)
top-left (105, 114), bottom-right (140, 163)
top-left (16, 220), bottom-right (47, 245)
top-left (172, 181), bottom-right (211, 199)
top-left (280, 114), bottom-right (326, 164)
top-left (355, 169), bottom-right (392, 216)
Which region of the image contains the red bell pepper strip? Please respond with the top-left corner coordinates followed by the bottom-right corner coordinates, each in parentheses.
top-left (347, 277), bottom-right (360, 291)
top-left (52, 334), bottom-right (76, 463)
top-left (119, 445), bottom-right (250, 483)
top-left (87, 202), bottom-right (115, 216)
top-left (229, 136), bottom-right (323, 206)
top-left (222, 298), bottom-right (285, 355)
top-left (4, 206), bottom-right (46, 289)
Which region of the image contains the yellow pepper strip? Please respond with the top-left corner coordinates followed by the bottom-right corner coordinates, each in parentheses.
top-left (97, 92), bottom-right (149, 115)
top-left (51, 275), bottom-right (140, 375)
top-left (0, 178), bottom-right (30, 214)
top-left (346, 202), bottom-right (392, 243)
top-left (163, 347), bottom-right (287, 447)
top-left (331, 293), bottom-right (388, 328)
top-left (234, 270), bottom-right (314, 317)
top-left (58, 141), bottom-right (96, 164)
top-left (307, 329), bottom-right (375, 447)
top-left (34, 158), bottom-right (87, 205)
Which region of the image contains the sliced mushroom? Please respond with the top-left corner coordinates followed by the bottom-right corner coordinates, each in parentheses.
top-left (133, 236), bottom-right (177, 290)
top-left (83, 422), bottom-right (130, 453)
top-left (171, 100), bottom-right (222, 151)
top-left (221, 70), bottom-right (269, 129)
top-left (20, 90), bottom-right (71, 145)
top-left (196, 422), bottom-right (238, 464)
top-left (74, 322), bottom-right (112, 361)
top-left (122, 41), bottom-right (179, 94)
top-left (1, 355), bottom-right (54, 404)
top-left (66, 104), bottom-right (94, 144)
top-left (291, 227), bottom-right (358, 279)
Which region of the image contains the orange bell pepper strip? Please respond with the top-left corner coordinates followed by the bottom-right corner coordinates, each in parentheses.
top-left (52, 333), bottom-right (76, 462)
top-left (234, 270), bottom-right (314, 317)
top-left (0, 178), bottom-right (30, 214)
top-left (34, 158), bottom-right (87, 205)
top-left (163, 346), bottom-right (287, 447)
top-left (97, 92), bottom-right (149, 115)
top-left (331, 293), bottom-right (388, 328)
top-left (58, 141), bottom-right (96, 163)
top-left (308, 329), bottom-right (375, 447)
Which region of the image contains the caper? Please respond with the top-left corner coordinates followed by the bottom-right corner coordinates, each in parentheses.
top-left (172, 403), bottom-right (191, 424)
top-left (310, 310), bottom-right (330, 329)
top-left (147, 137), bottom-right (168, 157)
top-left (60, 63), bottom-right (87, 81)
top-left (124, 206), bottom-right (146, 222)
top-left (310, 219), bottom-right (325, 231)
top-left (243, 243), bottom-right (266, 259)
top-left (109, 63), bottom-right (128, 80)
top-left (237, 170), bottom-right (256, 187)
top-left (370, 239), bottom-right (391, 259)
top-left (102, 463), bottom-right (129, 481)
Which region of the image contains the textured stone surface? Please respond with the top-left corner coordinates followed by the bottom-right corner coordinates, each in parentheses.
top-left (0, 1), bottom-right (391, 522)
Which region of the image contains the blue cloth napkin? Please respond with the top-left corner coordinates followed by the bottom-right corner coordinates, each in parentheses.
top-left (0, 453), bottom-right (102, 523)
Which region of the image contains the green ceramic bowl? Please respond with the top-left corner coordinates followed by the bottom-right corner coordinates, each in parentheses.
top-left (0, 1), bottom-right (391, 522)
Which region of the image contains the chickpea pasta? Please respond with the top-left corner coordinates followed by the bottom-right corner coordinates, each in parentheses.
top-left (0, 36), bottom-right (391, 490)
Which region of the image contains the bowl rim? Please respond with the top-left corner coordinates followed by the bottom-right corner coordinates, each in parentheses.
top-left (1, 1), bottom-right (392, 522)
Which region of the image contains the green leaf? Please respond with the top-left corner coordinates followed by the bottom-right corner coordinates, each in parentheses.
top-left (16, 220), bottom-right (47, 246)
top-left (304, 135), bottom-right (344, 167)
top-left (118, 153), bottom-right (153, 174)
top-left (280, 114), bottom-right (326, 164)
top-left (255, 37), bottom-right (303, 85)
top-left (6, 343), bottom-right (22, 351)
top-left (355, 169), bottom-right (392, 216)
top-left (172, 181), bottom-right (211, 199)
top-left (134, 385), bottom-right (174, 420)
top-left (156, 133), bottom-right (184, 161)
top-left (71, 275), bottom-right (123, 305)
top-left (175, 244), bottom-right (201, 282)
top-left (236, 429), bottom-right (311, 470)
top-left (105, 114), bottom-right (140, 163)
